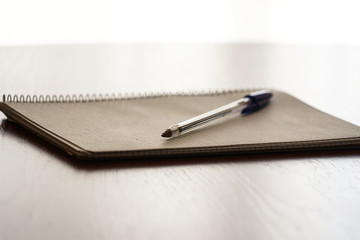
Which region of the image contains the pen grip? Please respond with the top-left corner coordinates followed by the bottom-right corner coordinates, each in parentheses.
top-left (241, 90), bottom-right (273, 114)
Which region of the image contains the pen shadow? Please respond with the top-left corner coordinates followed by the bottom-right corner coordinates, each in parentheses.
top-left (2, 119), bottom-right (360, 171)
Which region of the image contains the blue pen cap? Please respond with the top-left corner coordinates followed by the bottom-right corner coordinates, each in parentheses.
top-left (241, 90), bottom-right (273, 115)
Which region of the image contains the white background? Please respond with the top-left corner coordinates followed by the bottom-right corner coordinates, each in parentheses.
top-left (1, 0), bottom-right (360, 45)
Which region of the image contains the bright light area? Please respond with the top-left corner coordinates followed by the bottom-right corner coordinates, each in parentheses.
top-left (1, 0), bottom-right (360, 45)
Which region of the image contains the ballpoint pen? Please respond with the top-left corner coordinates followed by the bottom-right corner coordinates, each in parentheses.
top-left (161, 90), bottom-right (273, 138)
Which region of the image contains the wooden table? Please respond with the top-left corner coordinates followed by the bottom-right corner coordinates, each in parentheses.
top-left (1, 44), bottom-right (360, 240)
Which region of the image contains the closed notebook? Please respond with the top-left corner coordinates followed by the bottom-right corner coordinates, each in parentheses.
top-left (0, 89), bottom-right (359, 160)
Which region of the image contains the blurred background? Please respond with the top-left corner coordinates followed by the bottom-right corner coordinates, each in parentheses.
top-left (1, 0), bottom-right (360, 45)
top-left (0, 0), bottom-right (359, 124)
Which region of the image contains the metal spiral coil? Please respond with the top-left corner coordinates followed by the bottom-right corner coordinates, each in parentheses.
top-left (2, 88), bottom-right (260, 103)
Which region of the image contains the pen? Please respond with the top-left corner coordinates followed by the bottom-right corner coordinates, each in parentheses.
top-left (161, 90), bottom-right (273, 138)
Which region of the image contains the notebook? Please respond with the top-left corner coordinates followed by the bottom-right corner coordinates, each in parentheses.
top-left (1, 89), bottom-right (359, 160)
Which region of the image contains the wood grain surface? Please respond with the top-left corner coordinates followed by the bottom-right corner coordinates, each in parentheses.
top-left (0, 44), bottom-right (360, 240)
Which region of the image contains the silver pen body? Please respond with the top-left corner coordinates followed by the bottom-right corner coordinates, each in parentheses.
top-left (166, 98), bottom-right (250, 137)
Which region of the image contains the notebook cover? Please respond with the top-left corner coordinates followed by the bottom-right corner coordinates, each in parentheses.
top-left (1, 90), bottom-right (360, 160)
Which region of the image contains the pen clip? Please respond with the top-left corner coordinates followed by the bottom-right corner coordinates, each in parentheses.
top-left (241, 90), bottom-right (273, 115)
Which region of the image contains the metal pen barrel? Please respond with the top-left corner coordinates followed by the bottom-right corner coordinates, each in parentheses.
top-left (165, 98), bottom-right (249, 137)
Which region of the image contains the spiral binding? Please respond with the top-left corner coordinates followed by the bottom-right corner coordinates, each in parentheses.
top-left (2, 89), bottom-right (260, 103)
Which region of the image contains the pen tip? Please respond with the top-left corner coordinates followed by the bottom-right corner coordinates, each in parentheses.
top-left (161, 129), bottom-right (172, 138)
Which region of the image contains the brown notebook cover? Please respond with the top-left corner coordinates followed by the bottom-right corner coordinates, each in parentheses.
top-left (1, 90), bottom-right (359, 160)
